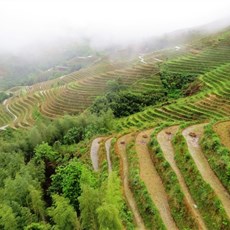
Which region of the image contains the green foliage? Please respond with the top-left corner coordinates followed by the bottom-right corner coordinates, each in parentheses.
top-left (0, 111), bottom-right (113, 157)
top-left (106, 79), bottom-right (126, 93)
top-left (25, 222), bottom-right (51, 230)
top-left (97, 203), bottom-right (122, 230)
top-left (48, 194), bottom-right (80, 230)
top-left (149, 129), bottom-right (196, 229)
top-left (173, 129), bottom-right (230, 229)
top-left (28, 185), bottom-right (45, 221)
top-left (79, 185), bottom-right (101, 230)
top-left (50, 160), bottom-right (95, 213)
top-left (0, 203), bottom-right (18, 230)
top-left (91, 89), bottom-right (164, 118)
top-left (0, 91), bottom-right (11, 103)
top-left (103, 172), bottom-right (123, 209)
top-left (32, 107), bottom-right (43, 121)
top-left (34, 142), bottom-right (58, 162)
top-left (0, 154), bottom-right (45, 229)
top-left (160, 70), bottom-right (196, 98)
top-left (0, 152), bottom-right (24, 187)
top-left (79, 172), bottom-right (131, 230)
top-left (200, 123), bottom-right (230, 192)
top-left (126, 142), bottom-right (165, 229)
top-left (63, 126), bottom-right (84, 144)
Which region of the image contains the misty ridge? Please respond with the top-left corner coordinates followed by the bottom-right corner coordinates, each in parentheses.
top-left (0, 0), bottom-right (229, 90)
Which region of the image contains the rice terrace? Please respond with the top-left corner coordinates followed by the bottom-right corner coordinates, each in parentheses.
top-left (0, 0), bottom-right (229, 229)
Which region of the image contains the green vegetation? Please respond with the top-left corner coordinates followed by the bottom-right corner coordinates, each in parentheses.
top-left (149, 126), bottom-right (197, 229)
top-left (200, 122), bottom-right (230, 192)
top-left (160, 71), bottom-right (197, 98)
top-left (48, 194), bottom-right (80, 230)
top-left (91, 79), bottom-right (164, 117)
top-left (0, 29), bottom-right (229, 229)
top-left (0, 92), bottom-right (11, 103)
top-left (0, 41), bottom-right (96, 91)
top-left (173, 127), bottom-right (229, 229)
top-left (126, 140), bottom-right (165, 229)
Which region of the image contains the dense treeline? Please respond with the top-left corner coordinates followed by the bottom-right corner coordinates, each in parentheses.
top-left (90, 79), bottom-right (165, 117)
top-left (0, 111), bottom-right (113, 155)
top-left (160, 70), bottom-right (197, 98)
top-left (0, 111), bottom-right (127, 229)
top-left (90, 69), bottom-right (199, 119)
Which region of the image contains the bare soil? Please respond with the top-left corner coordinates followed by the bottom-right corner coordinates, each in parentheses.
top-left (213, 120), bottom-right (230, 149)
top-left (157, 126), bottom-right (207, 230)
top-left (135, 129), bottom-right (178, 230)
top-left (90, 137), bottom-right (103, 171)
top-left (115, 134), bottom-right (146, 230)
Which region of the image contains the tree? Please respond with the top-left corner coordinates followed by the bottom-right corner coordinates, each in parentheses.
top-left (104, 173), bottom-right (122, 210)
top-left (0, 204), bottom-right (17, 230)
top-left (96, 173), bottom-right (123, 230)
top-left (97, 203), bottom-right (122, 230)
top-left (28, 127), bottom-right (43, 150)
top-left (63, 126), bottom-right (84, 144)
top-left (25, 222), bottom-right (51, 230)
top-left (50, 160), bottom-right (95, 213)
top-left (106, 79), bottom-right (125, 93)
top-left (28, 185), bottom-right (45, 221)
top-left (34, 142), bottom-right (57, 162)
top-left (79, 185), bottom-right (101, 230)
top-left (48, 194), bottom-right (80, 230)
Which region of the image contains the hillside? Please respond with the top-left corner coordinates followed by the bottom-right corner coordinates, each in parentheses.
top-left (0, 28), bottom-right (229, 230)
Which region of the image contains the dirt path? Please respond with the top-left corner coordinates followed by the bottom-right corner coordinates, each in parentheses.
top-left (116, 134), bottom-right (146, 230)
top-left (135, 129), bottom-right (178, 230)
top-left (90, 137), bottom-right (103, 171)
top-left (138, 55), bottom-right (147, 64)
top-left (183, 124), bottom-right (230, 218)
top-left (154, 58), bottom-right (163, 62)
top-left (157, 126), bottom-right (207, 230)
top-left (105, 138), bottom-right (112, 173)
top-left (0, 124), bottom-right (9, 131)
top-left (213, 120), bottom-right (230, 149)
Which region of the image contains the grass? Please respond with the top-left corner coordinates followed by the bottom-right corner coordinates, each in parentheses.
top-left (200, 122), bottom-right (230, 192)
top-left (149, 125), bottom-right (197, 229)
top-left (173, 126), bottom-right (229, 229)
top-left (126, 140), bottom-right (166, 229)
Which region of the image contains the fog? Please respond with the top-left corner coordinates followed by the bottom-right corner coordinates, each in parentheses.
top-left (0, 0), bottom-right (230, 53)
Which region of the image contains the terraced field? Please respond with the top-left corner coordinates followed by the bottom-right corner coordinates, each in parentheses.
top-left (85, 31), bottom-right (230, 229)
top-left (119, 39), bottom-right (230, 129)
top-left (0, 56), bottom-right (163, 128)
top-left (90, 118), bottom-right (230, 229)
top-left (0, 26), bottom-right (229, 229)
top-left (0, 30), bottom-right (228, 130)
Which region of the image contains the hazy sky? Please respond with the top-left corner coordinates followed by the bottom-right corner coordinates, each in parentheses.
top-left (0, 0), bottom-right (230, 51)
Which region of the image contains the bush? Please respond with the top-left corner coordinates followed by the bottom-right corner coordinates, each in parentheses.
top-left (91, 90), bottom-right (164, 118)
top-left (160, 70), bottom-right (196, 98)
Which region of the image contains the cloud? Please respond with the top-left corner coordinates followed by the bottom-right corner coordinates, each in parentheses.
top-left (0, 0), bottom-right (229, 52)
